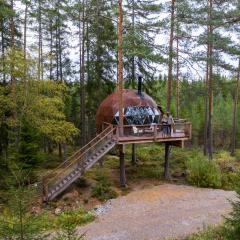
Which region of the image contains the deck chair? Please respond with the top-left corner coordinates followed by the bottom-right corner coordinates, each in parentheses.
top-left (132, 125), bottom-right (143, 135)
top-left (132, 125), bottom-right (138, 135)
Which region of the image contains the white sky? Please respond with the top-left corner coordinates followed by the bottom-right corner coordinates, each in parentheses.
top-left (14, 0), bottom-right (239, 82)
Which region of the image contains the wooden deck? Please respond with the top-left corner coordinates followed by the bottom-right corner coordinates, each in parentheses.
top-left (116, 132), bottom-right (189, 144)
top-left (111, 122), bottom-right (192, 145)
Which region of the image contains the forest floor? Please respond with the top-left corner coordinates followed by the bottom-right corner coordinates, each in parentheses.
top-left (76, 184), bottom-right (236, 240)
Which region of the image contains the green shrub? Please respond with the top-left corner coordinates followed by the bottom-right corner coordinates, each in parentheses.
top-left (133, 165), bottom-right (163, 180)
top-left (75, 178), bottom-right (89, 188)
top-left (215, 150), bottom-right (236, 163)
top-left (91, 175), bottom-right (118, 201)
top-left (54, 208), bottom-right (95, 240)
top-left (186, 226), bottom-right (227, 240)
top-left (221, 172), bottom-right (240, 190)
top-left (186, 155), bottom-right (222, 189)
top-left (225, 189), bottom-right (240, 240)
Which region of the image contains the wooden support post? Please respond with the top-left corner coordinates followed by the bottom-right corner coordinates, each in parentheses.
top-left (154, 124), bottom-right (157, 141)
top-left (131, 143), bottom-right (137, 165)
top-left (42, 178), bottom-right (48, 202)
top-left (164, 142), bottom-right (171, 180)
top-left (119, 145), bottom-right (126, 187)
top-left (99, 158), bottom-right (104, 167)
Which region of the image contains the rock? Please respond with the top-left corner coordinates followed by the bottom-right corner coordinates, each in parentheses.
top-left (55, 207), bottom-right (63, 215)
top-left (31, 206), bottom-right (42, 215)
top-left (94, 200), bottom-right (113, 216)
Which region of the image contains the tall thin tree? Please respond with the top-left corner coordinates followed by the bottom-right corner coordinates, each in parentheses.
top-left (118, 0), bottom-right (124, 136)
top-left (230, 58), bottom-right (240, 156)
top-left (167, 0), bottom-right (176, 112)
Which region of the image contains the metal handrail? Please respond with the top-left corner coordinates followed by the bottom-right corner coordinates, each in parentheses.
top-left (43, 126), bottom-right (115, 190)
top-left (42, 125), bottom-right (113, 180)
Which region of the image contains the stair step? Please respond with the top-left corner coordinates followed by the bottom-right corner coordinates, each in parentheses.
top-left (45, 136), bottom-right (116, 201)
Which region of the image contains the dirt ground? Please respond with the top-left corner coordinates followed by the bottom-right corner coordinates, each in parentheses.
top-left (77, 184), bottom-right (236, 240)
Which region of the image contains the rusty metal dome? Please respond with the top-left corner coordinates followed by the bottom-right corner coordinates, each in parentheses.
top-left (96, 89), bottom-right (161, 131)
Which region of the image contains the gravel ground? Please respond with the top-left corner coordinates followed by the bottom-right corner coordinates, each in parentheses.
top-left (77, 184), bottom-right (236, 240)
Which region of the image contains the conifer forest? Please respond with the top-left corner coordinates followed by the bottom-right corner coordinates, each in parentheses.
top-left (1, 0), bottom-right (240, 239)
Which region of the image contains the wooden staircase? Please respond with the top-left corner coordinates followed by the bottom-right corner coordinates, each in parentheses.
top-left (42, 125), bottom-right (116, 202)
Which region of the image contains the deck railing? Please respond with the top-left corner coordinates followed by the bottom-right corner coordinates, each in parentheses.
top-left (42, 124), bottom-right (115, 198)
top-left (113, 122), bottom-right (192, 141)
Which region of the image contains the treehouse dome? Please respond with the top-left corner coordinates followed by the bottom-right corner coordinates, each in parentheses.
top-left (96, 89), bottom-right (161, 130)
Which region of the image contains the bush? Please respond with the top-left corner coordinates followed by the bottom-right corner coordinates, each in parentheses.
top-left (75, 178), bottom-right (89, 188)
top-left (221, 172), bottom-right (240, 190)
top-left (186, 226), bottom-right (227, 240)
top-left (54, 208), bottom-right (95, 240)
top-left (224, 188), bottom-right (240, 240)
top-left (186, 155), bottom-right (222, 189)
top-left (91, 175), bottom-right (118, 201)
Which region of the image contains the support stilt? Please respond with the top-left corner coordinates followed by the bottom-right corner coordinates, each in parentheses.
top-left (99, 158), bottom-right (103, 167)
top-left (119, 145), bottom-right (126, 187)
top-left (131, 143), bottom-right (137, 165)
top-left (164, 142), bottom-right (171, 180)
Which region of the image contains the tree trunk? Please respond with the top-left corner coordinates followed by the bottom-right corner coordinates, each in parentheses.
top-left (10, 0), bottom-right (18, 146)
top-left (131, 0), bottom-right (135, 88)
top-left (204, 43), bottom-right (210, 156)
top-left (164, 143), bottom-right (171, 180)
top-left (118, 0), bottom-right (124, 136)
top-left (176, 0), bottom-right (180, 118)
top-left (80, 0), bottom-right (86, 146)
top-left (38, 0), bottom-right (43, 80)
top-left (119, 145), bottom-right (126, 187)
top-left (207, 0), bottom-right (214, 160)
top-left (1, 19), bottom-right (6, 84)
top-left (56, 24), bottom-right (59, 81)
top-left (10, 0), bottom-right (15, 48)
top-left (230, 58), bottom-right (240, 156)
top-left (63, 143), bottom-right (67, 161)
top-left (57, 0), bottom-right (63, 82)
top-left (176, 32), bottom-right (180, 118)
top-left (131, 143), bottom-right (137, 165)
top-left (167, 0), bottom-right (175, 112)
top-left (58, 143), bottom-right (62, 159)
top-left (23, 2), bottom-right (28, 60)
top-left (50, 18), bottom-right (53, 80)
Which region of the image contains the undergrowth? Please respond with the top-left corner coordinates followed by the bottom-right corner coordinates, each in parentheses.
top-left (91, 172), bottom-right (118, 201)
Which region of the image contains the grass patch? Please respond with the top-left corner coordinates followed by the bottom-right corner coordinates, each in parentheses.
top-left (186, 154), bottom-right (222, 189)
top-left (184, 225), bottom-right (227, 240)
top-left (55, 208), bottom-right (95, 228)
top-left (91, 172), bottom-right (118, 201)
top-left (53, 208), bottom-right (95, 240)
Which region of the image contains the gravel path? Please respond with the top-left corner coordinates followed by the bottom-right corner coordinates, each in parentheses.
top-left (77, 184), bottom-right (236, 240)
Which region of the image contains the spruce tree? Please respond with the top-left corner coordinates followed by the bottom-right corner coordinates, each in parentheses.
top-left (124, 0), bottom-right (162, 87)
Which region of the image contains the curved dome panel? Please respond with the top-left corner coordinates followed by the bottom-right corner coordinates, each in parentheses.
top-left (96, 89), bottom-right (161, 130)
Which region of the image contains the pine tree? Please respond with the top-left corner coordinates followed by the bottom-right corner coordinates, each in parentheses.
top-left (189, 0), bottom-right (239, 159)
top-left (124, 0), bottom-right (162, 87)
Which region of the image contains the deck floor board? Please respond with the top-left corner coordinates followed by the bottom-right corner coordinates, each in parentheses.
top-left (114, 131), bottom-right (188, 144)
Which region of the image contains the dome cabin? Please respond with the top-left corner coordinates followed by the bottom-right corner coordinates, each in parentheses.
top-left (42, 77), bottom-right (192, 202)
top-left (96, 76), bottom-right (162, 131)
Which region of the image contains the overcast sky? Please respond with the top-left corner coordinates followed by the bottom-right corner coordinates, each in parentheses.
top-left (15, 0), bottom-right (239, 82)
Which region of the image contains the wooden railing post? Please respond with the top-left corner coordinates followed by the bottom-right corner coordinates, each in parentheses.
top-left (189, 123), bottom-right (192, 139)
top-left (116, 126), bottom-right (119, 142)
top-left (42, 177), bottom-right (48, 201)
top-left (154, 124), bottom-right (157, 141)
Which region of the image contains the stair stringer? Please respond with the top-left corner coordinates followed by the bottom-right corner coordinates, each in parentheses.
top-left (46, 140), bottom-right (116, 201)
